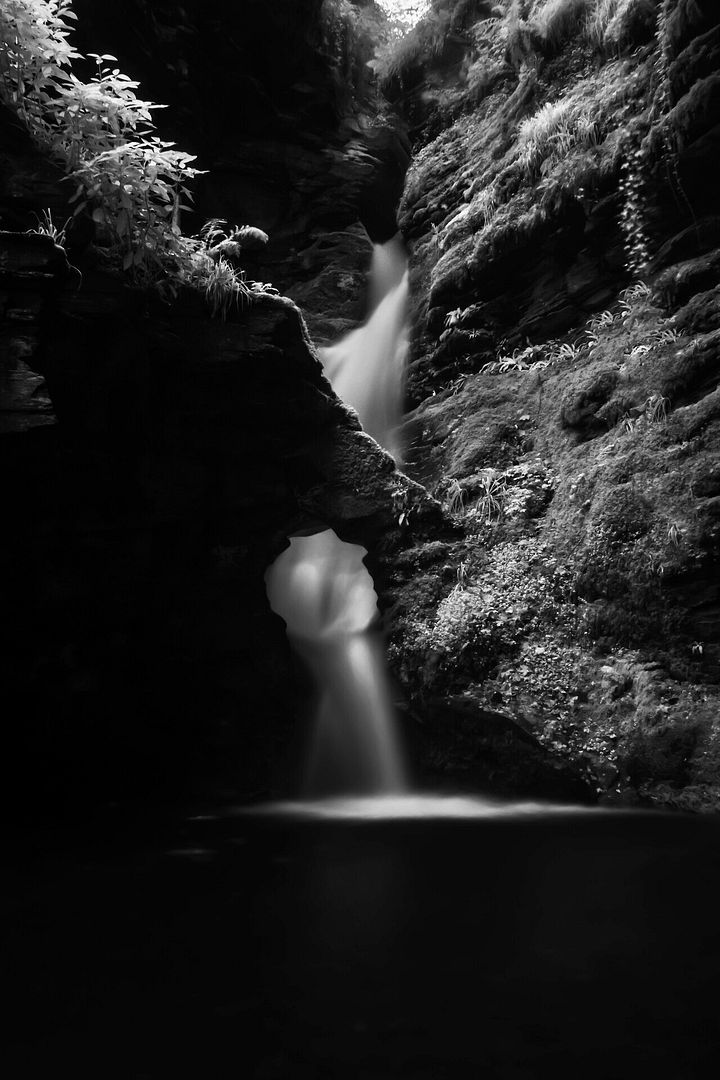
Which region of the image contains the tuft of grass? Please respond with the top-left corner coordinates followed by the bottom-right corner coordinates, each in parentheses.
top-left (516, 96), bottom-right (602, 176)
top-left (651, 326), bottom-right (682, 345)
top-left (551, 340), bottom-right (585, 362)
top-left (530, 0), bottom-right (594, 51)
top-left (621, 281), bottom-right (652, 303)
top-left (589, 308), bottom-right (618, 331)
top-left (474, 472), bottom-right (507, 523)
top-left (27, 207), bottom-right (70, 246)
top-left (201, 255), bottom-right (251, 320)
top-left (585, 0), bottom-right (658, 54)
top-left (445, 477), bottom-right (467, 517)
top-left (644, 393), bottom-right (669, 423)
top-left (481, 342), bottom-right (547, 374)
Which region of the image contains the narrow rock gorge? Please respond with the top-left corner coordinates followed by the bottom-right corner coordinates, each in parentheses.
top-left (2, 0), bottom-right (719, 814)
top-left (6, 5), bottom-right (720, 1079)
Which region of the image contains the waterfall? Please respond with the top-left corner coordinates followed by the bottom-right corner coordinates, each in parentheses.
top-left (321, 237), bottom-right (408, 465)
top-left (265, 235), bottom-right (409, 796)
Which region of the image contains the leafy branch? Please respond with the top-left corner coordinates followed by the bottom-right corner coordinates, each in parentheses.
top-left (0, 1), bottom-right (273, 314)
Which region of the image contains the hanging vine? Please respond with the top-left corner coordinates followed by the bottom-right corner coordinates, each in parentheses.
top-left (618, 0), bottom-right (695, 281)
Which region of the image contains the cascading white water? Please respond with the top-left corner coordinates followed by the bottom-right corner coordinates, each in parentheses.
top-left (322, 236), bottom-right (408, 464)
top-left (265, 235), bottom-right (409, 796)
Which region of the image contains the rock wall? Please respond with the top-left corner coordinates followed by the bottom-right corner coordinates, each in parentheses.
top-left (385, 0), bottom-right (720, 810)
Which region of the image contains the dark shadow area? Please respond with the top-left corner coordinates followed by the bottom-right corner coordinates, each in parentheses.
top-left (8, 807), bottom-right (720, 1078)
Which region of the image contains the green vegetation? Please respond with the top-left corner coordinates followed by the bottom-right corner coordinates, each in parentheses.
top-left (391, 0), bottom-right (719, 809)
top-left (376, 0), bottom-right (431, 36)
top-left (398, 1), bottom-right (681, 292)
top-left (531, 0), bottom-right (594, 51)
top-left (370, 0), bottom-right (494, 85)
top-left (0, 0), bottom-right (271, 314)
top-left (28, 207), bottom-right (70, 245)
top-left (525, 0), bottom-right (657, 54)
top-left (403, 537), bottom-right (575, 684)
top-left (516, 97), bottom-right (602, 177)
top-left (585, 0), bottom-right (657, 53)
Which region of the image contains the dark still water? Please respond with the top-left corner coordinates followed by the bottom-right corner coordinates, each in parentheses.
top-left (9, 801), bottom-right (720, 1078)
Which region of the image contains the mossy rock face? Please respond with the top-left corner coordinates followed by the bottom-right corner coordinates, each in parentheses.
top-left (666, 0), bottom-right (720, 53)
top-left (588, 484), bottom-right (654, 542)
top-left (413, 695), bottom-right (596, 804)
top-left (560, 367), bottom-right (620, 435)
top-left (386, 2), bottom-right (720, 810)
top-left (669, 23), bottom-right (720, 99)
top-left (621, 721), bottom-right (701, 786)
top-left (671, 285), bottom-right (720, 333)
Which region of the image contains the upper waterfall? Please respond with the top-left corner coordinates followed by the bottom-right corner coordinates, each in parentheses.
top-left (320, 235), bottom-right (408, 464)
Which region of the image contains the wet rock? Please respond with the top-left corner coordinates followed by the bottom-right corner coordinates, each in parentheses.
top-left (669, 24), bottom-right (720, 101)
top-left (560, 367), bottom-right (619, 434)
top-left (655, 250), bottom-right (720, 310)
top-left (285, 223), bottom-right (374, 345)
top-left (417, 695), bottom-right (595, 804)
top-left (670, 285), bottom-right (720, 333)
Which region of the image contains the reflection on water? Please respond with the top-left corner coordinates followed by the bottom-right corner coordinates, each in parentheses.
top-left (235, 793), bottom-right (606, 820)
top-left (10, 807), bottom-right (720, 1077)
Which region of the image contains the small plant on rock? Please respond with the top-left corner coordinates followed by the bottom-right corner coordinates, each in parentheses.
top-left (550, 340), bottom-right (585, 363)
top-left (620, 412), bottom-right (640, 435)
top-left (444, 477), bottom-right (467, 517)
top-left (28, 207), bottom-right (70, 245)
top-left (474, 472), bottom-right (506, 524)
top-left (620, 281), bottom-right (652, 304)
top-left (200, 255), bottom-right (251, 319)
top-left (651, 327), bottom-right (683, 345)
top-left (667, 522), bottom-right (682, 547)
top-left (69, 136), bottom-right (203, 272)
top-left (443, 307), bottom-right (464, 330)
top-left (499, 355), bottom-right (531, 372)
top-left (200, 219), bottom-right (269, 261)
top-left (589, 309), bottom-right (618, 332)
top-left (644, 393), bottom-right (669, 424)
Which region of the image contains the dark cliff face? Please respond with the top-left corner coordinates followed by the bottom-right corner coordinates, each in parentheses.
top-left (0, 2), bottom-right (421, 816)
top-left (0, 79), bottom-right (433, 816)
top-left (1, 240), bottom-right (437, 816)
top-left (382, 0), bottom-right (720, 810)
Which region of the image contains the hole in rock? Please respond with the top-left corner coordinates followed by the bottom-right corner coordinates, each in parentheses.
top-left (265, 529), bottom-right (406, 797)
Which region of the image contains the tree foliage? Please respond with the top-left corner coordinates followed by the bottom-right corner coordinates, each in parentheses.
top-left (0, 0), bottom-right (269, 312)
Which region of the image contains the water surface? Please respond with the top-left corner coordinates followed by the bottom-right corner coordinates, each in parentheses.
top-left (9, 803), bottom-right (720, 1077)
